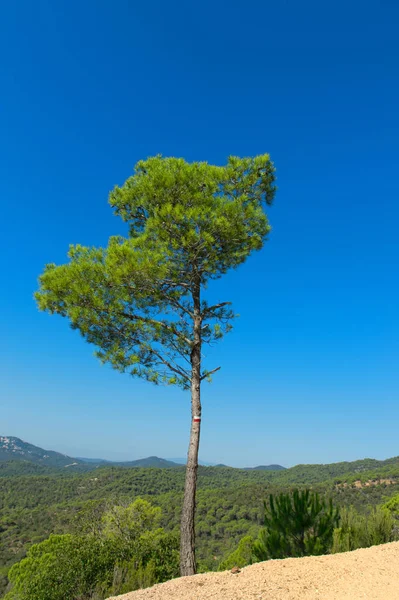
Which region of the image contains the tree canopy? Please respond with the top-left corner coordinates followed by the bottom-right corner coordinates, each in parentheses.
top-left (35, 154), bottom-right (276, 389)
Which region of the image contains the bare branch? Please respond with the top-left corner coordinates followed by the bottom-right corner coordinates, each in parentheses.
top-left (148, 347), bottom-right (191, 382)
top-left (162, 279), bottom-right (191, 289)
top-left (200, 366), bottom-right (221, 381)
top-left (203, 301), bottom-right (232, 316)
top-left (166, 336), bottom-right (192, 365)
top-left (163, 295), bottom-right (194, 319)
top-left (119, 312), bottom-right (192, 347)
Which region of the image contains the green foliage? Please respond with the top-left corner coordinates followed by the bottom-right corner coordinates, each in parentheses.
top-left (253, 490), bottom-right (340, 560)
top-left (1, 462), bottom-right (399, 596)
top-left (332, 506), bottom-right (396, 553)
top-left (102, 498), bottom-right (162, 546)
top-left (4, 499), bottom-right (179, 600)
top-left (5, 534), bottom-right (116, 600)
top-left (382, 492), bottom-right (399, 516)
top-left (218, 535), bottom-right (255, 571)
top-left (35, 154), bottom-right (276, 389)
top-left (105, 559), bottom-right (157, 597)
top-left (216, 495), bottom-right (399, 574)
top-left (109, 155), bottom-right (275, 275)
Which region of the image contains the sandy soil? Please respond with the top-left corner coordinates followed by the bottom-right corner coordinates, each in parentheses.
top-left (107, 542), bottom-right (399, 600)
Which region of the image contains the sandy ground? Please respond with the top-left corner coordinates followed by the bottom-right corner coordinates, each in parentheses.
top-left (107, 542), bottom-right (399, 600)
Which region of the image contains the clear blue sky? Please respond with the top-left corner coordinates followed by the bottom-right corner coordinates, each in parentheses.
top-left (1, 0), bottom-right (398, 467)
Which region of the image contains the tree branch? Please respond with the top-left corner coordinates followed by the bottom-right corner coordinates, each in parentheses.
top-left (200, 366), bottom-right (221, 381)
top-left (163, 295), bottom-right (194, 319)
top-left (148, 347), bottom-right (191, 382)
top-left (119, 312), bottom-right (192, 347)
top-left (203, 301), bottom-right (232, 315)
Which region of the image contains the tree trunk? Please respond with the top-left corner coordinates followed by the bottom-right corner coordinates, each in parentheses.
top-left (180, 277), bottom-right (201, 576)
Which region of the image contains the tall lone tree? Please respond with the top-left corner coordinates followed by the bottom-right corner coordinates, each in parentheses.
top-left (35, 154), bottom-right (276, 575)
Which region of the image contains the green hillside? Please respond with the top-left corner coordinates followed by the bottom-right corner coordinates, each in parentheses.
top-left (1, 453), bottom-right (399, 596)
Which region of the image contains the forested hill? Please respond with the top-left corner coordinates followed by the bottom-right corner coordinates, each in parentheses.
top-left (2, 454), bottom-right (399, 487)
top-left (0, 436), bottom-right (83, 468)
top-left (4, 436), bottom-right (397, 479)
top-left (1, 455), bottom-right (399, 597)
top-left (0, 436), bottom-right (286, 472)
top-left (0, 437), bottom-right (185, 471)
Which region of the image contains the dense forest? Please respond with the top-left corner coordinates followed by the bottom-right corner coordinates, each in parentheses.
top-left (1, 457), bottom-right (399, 597)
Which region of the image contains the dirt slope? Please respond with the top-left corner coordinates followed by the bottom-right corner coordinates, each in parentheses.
top-left (108, 542), bottom-right (399, 600)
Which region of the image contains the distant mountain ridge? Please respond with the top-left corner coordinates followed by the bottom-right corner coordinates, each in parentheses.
top-left (76, 457), bottom-right (111, 464)
top-left (0, 436), bottom-right (81, 468)
top-left (246, 464), bottom-right (286, 471)
top-left (0, 436), bottom-right (285, 471)
top-left (104, 456), bottom-right (181, 468)
top-left (77, 455), bottom-right (181, 468)
top-left (166, 458), bottom-right (220, 467)
top-left (1, 436), bottom-right (398, 480)
top-left (0, 437), bottom-right (182, 470)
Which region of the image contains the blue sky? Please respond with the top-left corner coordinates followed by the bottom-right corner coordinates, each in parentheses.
top-left (1, 0), bottom-right (398, 467)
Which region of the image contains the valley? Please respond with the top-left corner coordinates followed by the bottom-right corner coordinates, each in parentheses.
top-left (1, 436), bottom-right (399, 597)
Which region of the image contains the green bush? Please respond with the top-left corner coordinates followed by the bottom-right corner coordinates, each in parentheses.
top-left (253, 490), bottom-right (339, 560)
top-left (4, 534), bottom-right (117, 600)
top-left (5, 499), bottom-right (179, 600)
top-left (332, 506), bottom-right (396, 553)
top-left (382, 493), bottom-right (399, 517)
top-left (218, 535), bottom-right (255, 570)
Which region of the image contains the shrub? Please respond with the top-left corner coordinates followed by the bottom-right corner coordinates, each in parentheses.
top-left (253, 490), bottom-right (339, 560)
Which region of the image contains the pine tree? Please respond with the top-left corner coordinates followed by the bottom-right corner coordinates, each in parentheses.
top-left (253, 490), bottom-right (340, 560)
top-left (35, 154), bottom-right (276, 575)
